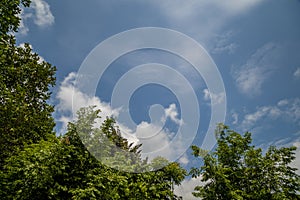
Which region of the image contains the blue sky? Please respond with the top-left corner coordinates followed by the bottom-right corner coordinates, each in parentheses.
top-left (16, 0), bottom-right (300, 198)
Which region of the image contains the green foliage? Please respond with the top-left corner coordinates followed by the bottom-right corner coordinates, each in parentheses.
top-left (0, 0), bottom-right (31, 35)
top-left (0, 36), bottom-right (56, 167)
top-left (190, 123), bottom-right (300, 200)
top-left (0, 107), bottom-right (186, 199)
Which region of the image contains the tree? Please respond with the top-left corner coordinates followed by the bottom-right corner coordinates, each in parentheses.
top-left (0, 37), bottom-right (56, 167)
top-left (0, 0), bottom-right (56, 167)
top-left (190, 124), bottom-right (300, 200)
top-left (0, 107), bottom-right (186, 199)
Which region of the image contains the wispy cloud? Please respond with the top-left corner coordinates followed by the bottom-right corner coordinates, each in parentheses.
top-left (178, 153), bottom-right (189, 165)
top-left (240, 98), bottom-right (300, 131)
top-left (148, 0), bottom-right (263, 43)
top-left (232, 43), bottom-right (279, 97)
top-left (231, 111), bottom-right (239, 125)
top-left (154, 0), bottom-right (263, 22)
top-left (203, 89), bottom-right (225, 105)
top-left (18, 10), bottom-right (32, 35)
top-left (210, 31), bottom-right (238, 54)
top-left (294, 68), bottom-right (300, 79)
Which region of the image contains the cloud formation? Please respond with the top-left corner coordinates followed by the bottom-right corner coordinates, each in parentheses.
top-left (294, 68), bottom-right (300, 79)
top-left (18, 0), bottom-right (54, 35)
top-left (232, 43), bottom-right (279, 96)
top-left (240, 98), bottom-right (300, 131)
top-left (148, 0), bottom-right (263, 44)
top-left (55, 72), bottom-right (186, 161)
top-left (31, 0), bottom-right (55, 27)
top-left (203, 89), bottom-right (225, 105)
top-left (210, 31), bottom-right (238, 54)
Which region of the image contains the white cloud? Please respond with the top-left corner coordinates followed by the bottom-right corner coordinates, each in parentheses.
top-left (31, 0), bottom-right (54, 26)
top-left (136, 122), bottom-right (172, 157)
top-left (17, 0), bottom-right (54, 35)
top-left (232, 112), bottom-right (239, 125)
top-left (294, 68), bottom-right (300, 79)
top-left (178, 153), bottom-right (189, 165)
top-left (277, 99), bottom-right (289, 107)
top-left (155, 0), bottom-right (263, 22)
top-left (18, 10), bottom-right (32, 35)
top-left (240, 98), bottom-right (300, 131)
top-left (56, 72), bottom-right (186, 161)
top-left (211, 31), bottom-right (238, 54)
top-left (56, 72), bottom-right (121, 134)
top-left (174, 176), bottom-right (204, 200)
top-left (164, 104), bottom-right (184, 125)
top-left (203, 89), bottom-right (225, 105)
top-left (149, 0), bottom-right (263, 44)
top-left (232, 43), bottom-right (279, 96)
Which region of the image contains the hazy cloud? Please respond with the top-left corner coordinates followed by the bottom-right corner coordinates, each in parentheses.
top-left (240, 98), bottom-right (300, 131)
top-left (294, 68), bottom-right (300, 79)
top-left (211, 31), bottom-right (238, 54)
top-left (232, 43), bottom-right (278, 96)
top-left (203, 89), bottom-right (225, 105)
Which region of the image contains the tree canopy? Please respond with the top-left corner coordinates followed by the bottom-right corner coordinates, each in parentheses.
top-left (0, 107), bottom-right (186, 199)
top-left (190, 124), bottom-right (300, 200)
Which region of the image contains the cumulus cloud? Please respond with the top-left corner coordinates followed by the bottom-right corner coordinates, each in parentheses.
top-left (56, 72), bottom-right (121, 134)
top-left (164, 104), bottom-right (184, 126)
top-left (56, 72), bottom-right (185, 161)
top-left (31, 0), bottom-right (55, 26)
top-left (232, 43), bottom-right (279, 96)
top-left (17, 0), bottom-right (54, 35)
